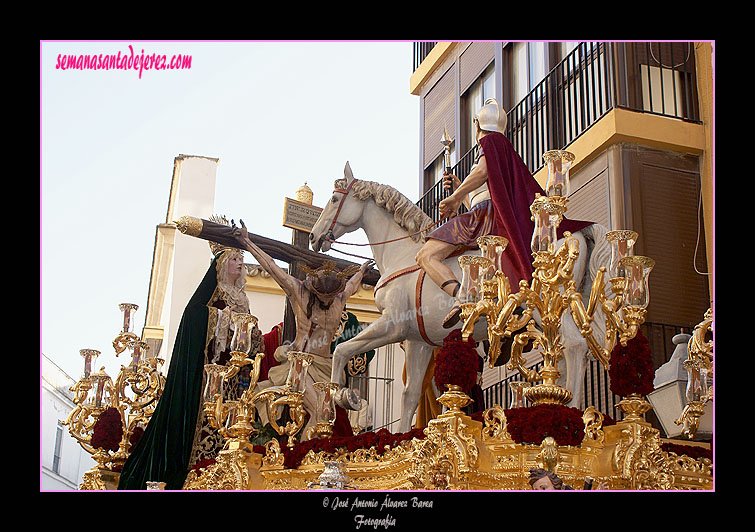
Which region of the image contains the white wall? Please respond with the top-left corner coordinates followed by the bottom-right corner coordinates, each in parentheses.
top-left (247, 289), bottom-right (287, 336)
top-left (158, 155), bottom-right (218, 369)
top-left (41, 356), bottom-right (96, 491)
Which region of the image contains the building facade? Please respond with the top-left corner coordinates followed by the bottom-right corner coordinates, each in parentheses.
top-left (410, 41), bottom-right (713, 433)
top-left (142, 156), bottom-right (404, 435)
top-left (41, 355), bottom-right (97, 490)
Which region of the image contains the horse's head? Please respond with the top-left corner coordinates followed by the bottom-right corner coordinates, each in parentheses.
top-left (310, 161), bottom-right (366, 252)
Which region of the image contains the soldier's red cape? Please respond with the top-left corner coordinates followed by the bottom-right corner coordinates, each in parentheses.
top-left (480, 131), bottom-right (594, 288)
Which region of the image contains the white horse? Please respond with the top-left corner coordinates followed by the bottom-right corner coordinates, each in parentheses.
top-left (309, 163), bottom-right (611, 432)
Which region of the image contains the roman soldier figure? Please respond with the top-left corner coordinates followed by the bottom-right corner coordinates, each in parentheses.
top-left (415, 98), bottom-right (593, 328)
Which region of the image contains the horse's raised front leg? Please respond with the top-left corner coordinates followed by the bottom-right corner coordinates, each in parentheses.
top-left (331, 312), bottom-right (407, 387)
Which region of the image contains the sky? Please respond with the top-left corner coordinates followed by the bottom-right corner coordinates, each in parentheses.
top-left (41, 41), bottom-right (421, 382)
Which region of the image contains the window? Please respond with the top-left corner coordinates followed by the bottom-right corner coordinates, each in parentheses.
top-left (53, 421), bottom-right (64, 474)
top-left (557, 42), bottom-right (580, 63)
top-left (461, 64), bottom-right (495, 154)
top-left (510, 42), bottom-right (547, 106)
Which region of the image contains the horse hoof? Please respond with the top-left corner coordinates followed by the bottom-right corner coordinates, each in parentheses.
top-left (335, 387), bottom-right (362, 410)
top-left (442, 305), bottom-right (461, 329)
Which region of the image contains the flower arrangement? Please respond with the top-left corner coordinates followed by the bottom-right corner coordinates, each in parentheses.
top-left (661, 442), bottom-right (713, 462)
top-left (190, 458), bottom-right (217, 475)
top-left (434, 329), bottom-right (480, 393)
top-left (472, 403), bottom-right (615, 446)
top-left (90, 407), bottom-right (123, 452)
top-left (503, 404), bottom-right (586, 446)
top-left (608, 331), bottom-right (655, 397)
top-left (128, 426), bottom-right (144, 453)
top-left (281, 427), bottom-right (426, 470)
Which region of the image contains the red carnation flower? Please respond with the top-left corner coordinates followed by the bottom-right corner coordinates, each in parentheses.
top-left (279, 426), bottom-right (428, 469)
top-left (608, 331), bottom-right (655, 397)
top-left (503, 404), bottom-right (585, 446)
top-left (128, 426), bottom-right (144, 453)
top-left (434, 329), bottom-right (480, 393)
top-left (91, 407), bottom-right (123, 452)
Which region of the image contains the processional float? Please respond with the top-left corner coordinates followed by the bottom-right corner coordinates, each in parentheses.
top-left (63, 150), bottom-right (713, 491)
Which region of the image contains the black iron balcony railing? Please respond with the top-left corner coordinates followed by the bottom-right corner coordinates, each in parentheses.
top-left (413, 42), bottom-right (437, 72)
top-left (482, 356), bottom-right (623, 418)
top-left (416, 42), bottom-right (701, 223)
top-left (481, 320), bottom-right (687, 420)
top-left (415, 145), bottom-right (478, 223)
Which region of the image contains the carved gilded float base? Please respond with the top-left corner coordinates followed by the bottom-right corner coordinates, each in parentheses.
top-left (250, 402), bottom-right (712, 491)
top-left (141, 397), bottom-right (714, 491)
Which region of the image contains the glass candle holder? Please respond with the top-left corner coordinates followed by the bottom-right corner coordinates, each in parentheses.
top-left (543, 150), bottom-right (575, 198)
top-left (203, 364), bottom-right (226, 402)
top-left (89, 369), bottom-right (111, 408)
top-left (508, 381), bottom-right (531, 409)
top-left (620, 256), bottom-right (655, 308)
top-left (230, 313), bottom-right (258, 355)
top-left (457, 256), bottom-right (492, 304)
top-left (119, 303), bottom-right (139, 334)
top-left (606, 230), bottom-right (638, 279)
top-left (224, 400), bottom-right (240, 431)
top-left (313, 382), bottom-right (339, 425)
top-left (530, 196), bottom-right (563, 253)
top-left (127, 341), bottom-right (148, 372)
top-left (477, 235), bottom-right (509, 280)
top-left (285, 351), bottom-right (315, 394)
top-left (80, 349), bottom-right (100, 379)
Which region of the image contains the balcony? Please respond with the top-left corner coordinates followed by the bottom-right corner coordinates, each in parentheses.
top-left (416, 42), bottom-right (701, 223)
top-left (413, 43), bottom-right (701, 429)
top-left (413, 42), bottom-right (437, 72)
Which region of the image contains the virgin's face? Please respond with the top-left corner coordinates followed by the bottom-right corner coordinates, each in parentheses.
top-left (226, 252), bottom-right (245, 280)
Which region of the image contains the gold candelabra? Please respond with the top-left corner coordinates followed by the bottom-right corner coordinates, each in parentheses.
top-left (252, 351), bottom-right (315, 448)
top-left (307, 381), bottom-right (340, 440)
top-left (62, 303), bottom-right (165, 480)
top-left (675, 307), bottom-right (713, 438)
top-left (203, 313), bottom-right (266, 453)
top-left (460, 150), bottom-right (654, 406)
top-left (203, 313), bottom-right (319, 451)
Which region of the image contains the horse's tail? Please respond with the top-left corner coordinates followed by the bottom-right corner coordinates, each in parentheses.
top-left (579, 223), bottom-right (612, 358)
top-left (581, 223), bottom-right (611, 291)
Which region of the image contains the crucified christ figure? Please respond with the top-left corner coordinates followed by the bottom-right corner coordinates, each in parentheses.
top-left (230, 220), bottom-right (373, 433)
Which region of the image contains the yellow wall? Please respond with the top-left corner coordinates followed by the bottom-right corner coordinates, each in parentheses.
top-left (694, 42), bottom-right (714, 303)
top-left (532, 107), bottom-right (707, 187)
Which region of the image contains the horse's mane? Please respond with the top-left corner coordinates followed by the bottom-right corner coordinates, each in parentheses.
top-left (334, 178), bottom-right (433, 243)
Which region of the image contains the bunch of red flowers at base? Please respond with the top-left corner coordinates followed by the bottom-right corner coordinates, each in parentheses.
top-left (190, 458), bottom-right (218, 476)
top-left (281, 427), bottom-right (426, 469)
top-left (129, 426), bottom-right (144, 453)
top-left (434, 329), bottom-right (479, 394)
top-left (504, 404), bottom-right (587, 446)
top-left (607, 330), bottom-right (655, 397)
top-left (90, 407), bottom-right (123, 452)
top-left (661, 441), bottom-right (713, 462)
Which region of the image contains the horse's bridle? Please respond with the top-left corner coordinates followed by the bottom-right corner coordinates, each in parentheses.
top-left (327, 178), bottom-right (358, 235)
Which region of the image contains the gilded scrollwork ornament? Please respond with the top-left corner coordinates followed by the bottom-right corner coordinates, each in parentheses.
top-left (183, 449), bottom-right (250, 490)
top-left (613, 422), bottom-right (674, 490)
top-left (582, 406), bottom-right (606, 446)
